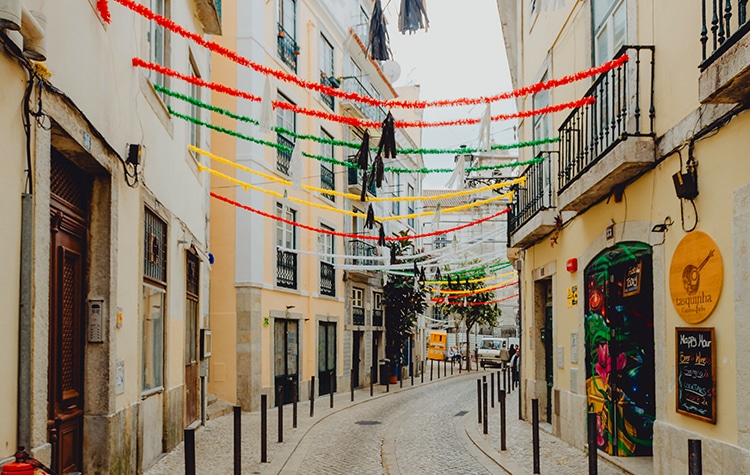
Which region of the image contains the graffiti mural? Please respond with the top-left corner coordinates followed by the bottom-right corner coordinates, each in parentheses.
top-left (585, 242), bottom-right (655, 457)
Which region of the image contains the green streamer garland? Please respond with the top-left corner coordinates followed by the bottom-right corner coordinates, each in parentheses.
top-left (156, 84), bottom-right (558, 161)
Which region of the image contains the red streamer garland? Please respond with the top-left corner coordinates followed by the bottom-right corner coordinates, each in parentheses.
top-left (210, 192), bottom-right (509, 241)
top-left (113, 0), bottom-right (626, 110)
top-left (437, 293), bottom-right (519, 307)
top-left (134, 58), bottom-right (595, 129)
top-left (97, 0), bottom-right (111, 23)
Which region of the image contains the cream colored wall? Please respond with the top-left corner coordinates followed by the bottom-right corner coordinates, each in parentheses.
top-left (0, 54), bottom-right (27, 458)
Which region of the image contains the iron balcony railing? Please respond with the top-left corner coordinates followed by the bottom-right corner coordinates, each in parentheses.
top-left (372, 308), bottom-right (383, 327)
top-left (508, 154), bottom-right (553, 236)
top-left (347, 162), bottom-right (377, 196)
top-left (353, 307), bottom-right (365, 326)
top-left (320, 74), bottom-right (338, 109)
top-left (557, 45), bottom-right (655, 194)
top-left (320, 261), bottom-right (335, 296)
top-left (348, 239), bottom-right (378, 267)
top-left (341, 77), bottom-right (387, 124)
top-left (277, 134), bottom-right (293, 175)
top-left (277, 23), bottom-right (298, 73)
top-left (276, 249), bottom-right (297, 289)
top-left (701, 0), bottom-right (750, 70)
top-left (320, 163), bottom-right (335, 201)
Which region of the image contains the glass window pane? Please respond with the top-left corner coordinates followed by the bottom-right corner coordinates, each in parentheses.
top-left (327, 324), bottom-right (336, 370)
top-left (275, 320), bottom-right (285, 375)
top-left (287, 321), bottom-right (298, 373)
top-left (142, 285), bottom-right (165, 391)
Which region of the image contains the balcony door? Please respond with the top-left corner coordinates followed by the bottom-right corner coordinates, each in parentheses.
top-left (274, 319), bottom-right (299, 406)
top-left (593, 0), bottom-right (627, 64)
top-left (585, 242), bottom-right (655, 457)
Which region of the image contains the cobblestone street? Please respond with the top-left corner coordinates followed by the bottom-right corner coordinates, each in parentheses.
top-left (145, 365), bottom-right (640, 474)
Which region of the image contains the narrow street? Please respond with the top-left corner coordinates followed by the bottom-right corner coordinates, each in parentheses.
top-left (146, 365), bottom-right (630, 474)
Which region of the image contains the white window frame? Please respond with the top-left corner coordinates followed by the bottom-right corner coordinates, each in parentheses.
top-left (189, 57), bottom-right (201, 151)
top-left (593, 0), bottom-right (627, 65)
top-left (278, 0), bottom-right (296, 39)
top-left (352, 287), bottom-right (364, 309)
top-left (276, 202), bottom-right (297, 249)
top-left (532, 72), bottom-right (552, 156)
top-left (374, 291), bottom-right (383, 310)
top-left (142, 283), bottom-right (165, 393)
top-left (149, 0), bottom-right (169, 94)
top-left (320, 225), bottom-right (335, 264)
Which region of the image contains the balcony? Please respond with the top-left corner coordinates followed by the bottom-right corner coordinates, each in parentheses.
top-left (372, 308), bottom-right (383, 327)
top-left (508, 154), bottom-right (558, 248)
top-left (699, 0), bottom-right (750, 103)
top-left (340, 77), bottom-right (387, 125)
top-left (348, 239), bottom-right (379, 270)
top-left (320, 261), bottom-right (336, 297)
top-left (347, 162), bottom-right (377, 197)
top-left (277, 134), bottom-right (293, 175)
top-left (320, 164), bottom-right (335, 201)
top-left (557, 46), bottom-right (655, 213)
top-left (352, 307), bottom-right (365, 326)
top-left (195, 0), bottom-right (222, 34)
top-left (277, 23), bottom-right (298, 73)
top-left (276, 249), bottom-right (297, 289)
top-left (320, 74), bottom-right (339, 110)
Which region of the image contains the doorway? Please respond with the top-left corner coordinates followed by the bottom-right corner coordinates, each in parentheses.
top-left (371, 331), bottom-right (381, 383)
top-left (48, 150), bottom-right (91, 475)
top-left (585, 242), bottom-right (655, 456)
top-left (352, 331), bottom-right (363, 388)
top-left (318, 321), bottom-right (336, 396)
top-left (184, 251), bottom-right (200, 425)
top-left (544, 300), bottom-right (553, 423)
top-left (274, 319), bottom-right (299, 406)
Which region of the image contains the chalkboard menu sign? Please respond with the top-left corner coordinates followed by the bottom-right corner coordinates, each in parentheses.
top-left (676, 327), bottom-right (716, 423)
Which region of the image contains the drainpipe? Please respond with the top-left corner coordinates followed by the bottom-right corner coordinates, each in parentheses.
top-left (18, 193), bottom-right (33, 450)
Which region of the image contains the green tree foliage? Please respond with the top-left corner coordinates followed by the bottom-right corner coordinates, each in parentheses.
top-left (383, 236), bottom-right (427, 366)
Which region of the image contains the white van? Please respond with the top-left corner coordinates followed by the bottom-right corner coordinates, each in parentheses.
top-left (477, 337), bottom-right (509, 367)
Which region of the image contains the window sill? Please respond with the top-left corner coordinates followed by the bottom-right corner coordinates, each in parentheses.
top-left (141, 386), bottom-right (164, 399)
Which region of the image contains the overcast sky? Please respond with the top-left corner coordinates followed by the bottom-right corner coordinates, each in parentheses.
top-left (383, 0), bottom-right (518, 189)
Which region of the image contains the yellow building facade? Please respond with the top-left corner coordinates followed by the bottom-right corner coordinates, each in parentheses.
top-left (500, 0), bottom-right (750, 472)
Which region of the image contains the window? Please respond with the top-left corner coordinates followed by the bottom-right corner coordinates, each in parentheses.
top-left (352, 287), bottom-right (365, 325)
top-left (143, 207), bottom-right (167, 393)
top-left (372, 291), bottom-right (383, 326)
top-left (149, 0), bottom-right (170, 98)
top-left (276, 93), bottom-right (296, 175)
top-left (319, 225), bottom-right (335, 296)
top-left (593, 0), bottom-right (626, 65)
top-left (356, 5), bottom-right (370, 45)
top-left (320, 129), bottom-right (335, 201)
top-left (276, 202), bottom-right (298, 288)
top-left (319, 34), bottom-right (335, 109)
top-left (278, 0), bottom-right (296, 36)
top-left (185, 251), bottom-right (199, 364)
top-left (392, 173), bottom-right (400, 215)
top-left (189, 58), bottom-right (200, 150)
top-left (532, 72), bottom-right (552, 155)
top-left (277, 0), bottom-right (298, 72)
top-left (407, 184), bottom-right (415, 229)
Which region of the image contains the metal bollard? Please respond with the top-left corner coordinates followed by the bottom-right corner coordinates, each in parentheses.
top-left (411, 362), bottom-right (415, 386)
top-left (518, 376), bottom-right (523, 420)
top-left (477, 378), bottom-right (482, 424)
top-left (261, 394), bottom-right (268, 463)
top-left (310, 376), bottom-right (315, 418)
top-left (437, 359), bottom-right (441, 379)
top-left (400, 367), bottom-right (403, 388)
top-left (451, 358), bottom-right (454, 375)
top-left (500, 390), bottom-right (507, 451)
top-left (330, 371), bottom-right (335, 408)
top-left (370, 367), bottom-right (374, 397)
top-left (688, 439), bottom-right (702, 475)
top-left (277, 386), bottom-right (284, 443)
top-left (497, 371), bottom-right (501, 402)
top-left (292, 382), bottom-right (298, 428)
top-left (234, 405), bottom-right (241, 475)
top-left (351, 369), bottom-right (355, 402)
top-left (184, 426), bottom-right (196, 475)
top-left (532, 398), bottom-right (540, 474)
top-left (443, 359), bottom-right (447, 378)
top-left (430, 359), bottom-right (434, 381)
top-left (421, 360), bottom-right (424, 383)
top-left (588, 412), bottom-right (598, 475)
top-left (386, 364), bottom-right (390, 393)
top-left (483, 381), bottom-right (489, 435)
top-left (490, 372), bottom-right (495, 408)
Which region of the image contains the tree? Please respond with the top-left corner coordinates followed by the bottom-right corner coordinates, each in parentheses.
top-left (383, 236), bottom-right (427, 374)
top-left (435, 263), bottom-right (501, 371)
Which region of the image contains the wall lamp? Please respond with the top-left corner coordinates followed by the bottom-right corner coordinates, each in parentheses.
top-left (651, 216), bottom-right (674, 233)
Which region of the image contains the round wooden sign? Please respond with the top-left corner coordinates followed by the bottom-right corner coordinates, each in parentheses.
top-left (669, 231), bottom-right (723, 323)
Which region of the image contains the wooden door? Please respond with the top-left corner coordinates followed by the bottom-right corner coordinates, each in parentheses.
top-left (49, 151), bottom-right (90, 475)
top-left (185, 252), bottom-right (200, 425)
top-left (274, 319), bottom-right (299, 406)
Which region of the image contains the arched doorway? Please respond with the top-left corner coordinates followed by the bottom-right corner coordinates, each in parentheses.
top-left (585, 242), bottom-right (655, 456)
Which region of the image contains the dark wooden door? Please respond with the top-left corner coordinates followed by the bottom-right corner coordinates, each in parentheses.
top-left (352, 331), bottom-right (362, 388)
top-left (274, 319), bottom-right (299, 406)
top-left (49, 152), bottom-right (90, 475)
top-left (318, 322), bottom-right (336, 396)
top-left (185, 252), bottom-right (200, 425)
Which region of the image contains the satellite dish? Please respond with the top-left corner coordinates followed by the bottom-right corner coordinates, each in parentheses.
top-left (381, 60), bottom-right (401, 83)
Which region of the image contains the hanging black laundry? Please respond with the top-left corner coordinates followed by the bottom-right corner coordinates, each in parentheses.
top-left (398, 0), bottom-right (429, 35)
top-left (378, 224), bottom-right (386, 247)
top-left (365, 204), bottom-right (376, 229)
top-left (373, 153), bottom-right (385, 188)
top-left (356, 130), bottom-right (371, 170)
top-left (413, 261), bottom-right (419, 278)
top-left (434, 268), bottom-right (442, 282)
top-left (390, 244), bottom-right (398, 265)
top-left (419, 266), bottom-right (426, 283)
top-left (360, 171), bottom-right (369, 202)
top-left (368, 0), bottom-right (391, 60)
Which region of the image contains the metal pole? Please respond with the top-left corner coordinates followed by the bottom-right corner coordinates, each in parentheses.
top-left (310, 376), bottom-right (315, 418)
top-left (437, 358), bottom-right (441, 379)
top-left (261, 394), bottom-right (267, 463)
top-left (370, 367), bottom-right (374, 396)
top-left (431, 359), bottom-right (434, 381)
top-left (518, 373), bottom-right (523, 420)
top-left (490, 372), bottom-right (495, 408)
top-left (330, 371), bottom-right (335, 408)
top-left (451, 357), bottom-right (454, 375)
top-left (411, 360), bottom-right (415, 386)
top-left (688, 439), bottom-right (702, 475)
top-left (292, 382), bottom-right (298, 428)
top-left (532, 398), bottom-right (540, 474)
top-left (500, 390), bottom-right (507, 450)
top-left (420, 360), bottom-right (424, 383)
top-left (588, 412), bottom-right (598, 475)
top-left (277, 386), bottom-right (284, 443)
top-left (400, 365), bottom-right (403, 388)
top-left (386, 364), bottom-right (390, 392)
top-left (351, 369), bottom-right (355, 402)
top-left (233, 406), bottom-right (241, 475)
top-left (497, 370), bottom-right (501, 402)
top-left (483, 381), bottom-right (489, 435)
top-left (477, 378), bottom-right (482, 424)
top-left (184, 427), bottom-right (196, 475)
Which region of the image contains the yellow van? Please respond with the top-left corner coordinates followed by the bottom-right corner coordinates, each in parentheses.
top-left (427, 331), bottom-right (447, 361)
